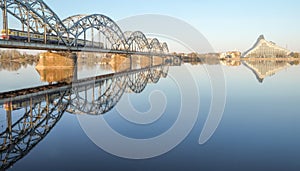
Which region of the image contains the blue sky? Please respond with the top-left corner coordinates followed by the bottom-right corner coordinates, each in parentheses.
top-left (4, 0), bottom-right (300, 52)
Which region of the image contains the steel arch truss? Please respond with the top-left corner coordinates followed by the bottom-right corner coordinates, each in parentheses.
top-left (68, 66), bottom-right (168, 116)
top-left (161, 65), bottom-right (169, 78)
top-left (126, 31), bottom-right (150, 52)
top-left (64, 14), bottom-right (126, 49)
top-left (0, 90), bottom-right (70, 170)
top-left (149, 38), bottom-right (163, 53)
top-left (0, 0), bottom-right (169, 53)
top-left (127, 70), bottom-right (150, 93)
top-left (0, 0), bottom-right (69, 45)
top-left (68, 75), bottom-right (127, 115)
top-left (149, 66), bottom-right (164, 83)
top-left (62, 14), bottom-right (87, 29)
top-left (161, 42), bottom-right (169, 53)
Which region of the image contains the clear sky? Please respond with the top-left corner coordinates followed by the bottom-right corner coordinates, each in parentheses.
top-left (3, 0), bottom-right (300, 52)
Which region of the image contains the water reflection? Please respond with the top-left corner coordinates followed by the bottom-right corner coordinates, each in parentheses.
top-left (0, 91), bottom-right (69, 170)
top-left (0, 50), bottom-right (38, 72)
top-left (0, 63), bottom-right (168, 170)
top-left (68, 65), bottom-right (168, 115)
top-left (243, 59), bottom-right (300, 83)
top-left (219, 57), bottom-right (300, 83)
top-left (0, 60), bottom-right (37, 72)
top-left (35, 53), bottom-right (75, 84)
top-left (1, 52), bottom-right (300, 170)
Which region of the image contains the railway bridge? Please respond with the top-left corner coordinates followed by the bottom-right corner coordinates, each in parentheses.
top-left (0, 0), bottom-right (169, 55)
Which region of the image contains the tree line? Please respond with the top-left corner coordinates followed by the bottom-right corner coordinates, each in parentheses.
top-left (0, 49), bottom-right (39, 62)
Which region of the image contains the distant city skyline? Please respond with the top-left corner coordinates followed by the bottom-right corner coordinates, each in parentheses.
top-left (1, 0), bottom-right (299, 53)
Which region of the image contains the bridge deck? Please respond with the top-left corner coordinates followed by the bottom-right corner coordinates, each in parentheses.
top-left (0, 39), bottom-right (173, 57)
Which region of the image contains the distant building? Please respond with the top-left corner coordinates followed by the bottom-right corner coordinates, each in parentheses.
top-left (219, 51), bottom-right (241, 59)
top-left (243, 35), bottom-right (291, 58)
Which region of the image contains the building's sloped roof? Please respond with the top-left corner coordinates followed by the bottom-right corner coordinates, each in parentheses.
top-left (242, 35), bottom-right (291, 58)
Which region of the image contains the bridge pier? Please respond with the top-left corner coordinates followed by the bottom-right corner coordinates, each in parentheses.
top-left (129, 55), bottom-right (133, 70)
top-left (35, 52), bottom-right (78, 83)
top-left (70, 53), bottom-right (78, 82)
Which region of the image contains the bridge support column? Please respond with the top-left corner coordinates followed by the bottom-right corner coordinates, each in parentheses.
top-left (129, 55), bottom-right (133, 70)
top-left (84, 31), bottom-right (86, 46)
top-left (99, 30), bottom-right (101, 48)
top-left (44, 24), bottom-right (47, 44)
top-left (70, 53), bottom-right (78, 82)
top-left (91, 28), bottom-right (94, 47)
top-left (2, 0), bottom-right (8, 39)
top-left (26, 9), bottom-right (31, 43)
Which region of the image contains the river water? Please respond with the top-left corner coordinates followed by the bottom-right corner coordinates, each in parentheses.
top-left (0, 54), bottom-right (300, 171)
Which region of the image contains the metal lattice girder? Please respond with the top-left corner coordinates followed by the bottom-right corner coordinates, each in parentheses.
top-left (161, 64), bottom-right (169, 78)
top-left (126, 31), bottom-right (150, 52)
top-left (62, 14), bottom-right (87, 29)
top-left (149, 38), bottom-right (163, 53)
top-left (127, 70), bottom-right (150, 93)
top-left (161, 42), bottom-right (169, 53)
top-left (0, 90), bottom-right (70, 170)
top-left (67, 65), bottom-right (169, 116)
top-left (0, 0), bottom-right (70, 45)
top-left (69, 75), bottom-right (127, 115)
top-left (149, 66), bottom-right (163, 83)
top-left (0, 0), bottom-right (170, 53)
top-left (123, 31), bottom-right (132, 39)
top-left (64, 14), bottom-right (126, 49)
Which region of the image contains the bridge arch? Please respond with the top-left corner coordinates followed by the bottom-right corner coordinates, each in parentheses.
top-left (149, 38), bottom-right (163, 53)
top-left (127, 70), bottom-right (150, 93)
top-left (149, 66), bottom-right (164, 83)
top-left (65, 14), bottom-right (126, 50)
top-left (0, 90), bottom-right (70, 170)
top-left (161, 42), bottom-right (169, 53)
top-left (126, 31), bottom-right (150, 52)
top-left (69, 75), bottom-right (127, 115)
top-left (1, 0), bottom-right (69, 45)
top-left (62, 14), bottom-right (88, 29)
top-left (1, 1), bottom-right (170, 53)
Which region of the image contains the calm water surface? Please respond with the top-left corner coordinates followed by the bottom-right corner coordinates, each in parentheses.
top-left (1, 56), bottom-right (300, 171)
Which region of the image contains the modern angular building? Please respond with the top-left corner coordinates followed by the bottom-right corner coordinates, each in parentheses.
top-left (242, 35), bottom-right (291, 58)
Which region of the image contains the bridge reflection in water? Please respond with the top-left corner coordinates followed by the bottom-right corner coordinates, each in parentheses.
top-left (1, 51), bottom-right (298, 169)
top-left (0, 58), bottom-right (169, 170)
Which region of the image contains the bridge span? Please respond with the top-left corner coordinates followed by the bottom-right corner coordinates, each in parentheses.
top-left (0, 39), bottom-right (172, 57)
top-left (0, 1), bottom-right (169, 55)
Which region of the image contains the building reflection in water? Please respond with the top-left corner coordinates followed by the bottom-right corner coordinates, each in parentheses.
top-left (0, 53), bottom-right (169, 169)
top-left (219, 55), bottom-right (300, 83)
top-left (243, 60), bottom-right (291, 83)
